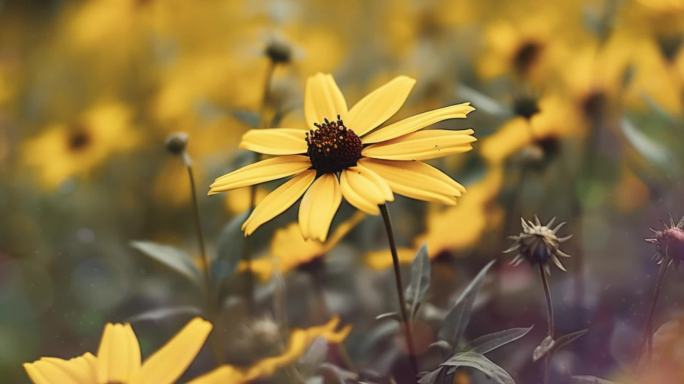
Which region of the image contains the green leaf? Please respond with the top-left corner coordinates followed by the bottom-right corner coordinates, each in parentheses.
top-left (375, 312), bottom-right (401, 322)
top-left (318, 363), bottom-right (358, 384)
top-left (470, 326), bottom-right (534, 355)
top-left (127, 306), bottom-right (202, 322)
top-left (439, 260), bottom-right (496, 349)
top-left (405, 244), bottom-right (431, 319)
top-left (441, 351), bottom-right (515, 384)
top-left (130, 241), bottom-right (201, 285)
top-left (419, 367), bottom-right (449, 384)
top-left (571, 376), bottom-right (620, 384)
top-left (532, 335), bottom-right (555, 362)
top-left (554, 329), bottom-right (588, 352)
top-left (533, 329), bottom-right (588, 361)
top-left (231, 109), bottom-right (261, 128)
top-left (621, 118), bottom-right (671, 169)
top-left (457, 84), bottom-right (511, 118)
top-left (212, 212), bottom-right (248, 285)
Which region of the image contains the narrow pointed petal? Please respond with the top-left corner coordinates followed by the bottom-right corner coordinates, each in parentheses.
top-left (298, 174), bottom-right (342, 241)
top-left (347, 76), bottom-right (415, 136)
top-left (209, 156), bottom-right (311, 195)
top-left (340, 165), bottom-right (394, 215)
top-left (361, 103), bottom-right (475, 144)
top-left (552, 256), bottom-right (567, 271)
top-left (304, 73), bottom-right (348, 128)
top-left (362, 129), bottom-right (475, 161)
top-left (24, 353), bottom-right (97, 384)
top-left (131, 318), bottom-right (212, 384)
top-left (188, 365), bottom-right (248, 384)
top-left (97, 324), bottom-right (142, 384)
top-left (552, 221), bottom-right (566, 233)
top-left (359, 158), bottom-right (465, 205)
top-left (242, 170), bottom-right (316, 235)
top-left (240, 129), bottom-right (307, 155)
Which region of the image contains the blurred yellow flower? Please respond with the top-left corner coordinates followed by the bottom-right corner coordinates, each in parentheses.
top-left (22, 103), bottom-right (140, 189)
top-left (190, 316), bottom-right (351, 384)
top-left (23, 317), bottom-right (212, 384)
top-left (209, 73), bottom-right (475, 241)
top-left (224, 187), bottom-right (268, 214)
top-left (242, 211), bottom-right (365, 280)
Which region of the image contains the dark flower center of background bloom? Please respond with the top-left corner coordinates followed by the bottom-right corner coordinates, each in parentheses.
top-left (513, 96), bottom-right (540, 119)
top-left (581, 90), bottom-right (607, 119)
top-left (306, 117), bottom-right (362, 174)
top-left (67, 125), bottom-right (92, 152)
top-left (513, 40), bottom-right (543, 74)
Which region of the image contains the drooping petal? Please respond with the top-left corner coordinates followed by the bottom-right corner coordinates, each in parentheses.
top-left (346, 76), bottom-right (415, 136)
top-left (24, 353), bottom-right (98, 384)
top-left (240, 129), bottom-right (308, 155)
top-left (242, 170), bottom-right (316, 235)
top-left (362, 129), bottom-right (476, 161)
top-left (131, 318), bottom-right (212, 384)
top-left (361, 103), bottom-right (475, 144)
top-left (96, 324), bottom-right (142, 384)
top-left (340, 165), bottom-right (394, 215)
top-left (209, 155), bottom-right (311, 195)
top-left (188, 365), bottom-right (249, 384)
top-left (359, 158), bottom-right (465, 205)
top-left (304, 73), bottom-right (348, 128)
top-left (298, 174), bottom-right (342, 241)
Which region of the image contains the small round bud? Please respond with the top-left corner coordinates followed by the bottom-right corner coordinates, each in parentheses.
top-left (165, 132), bottom-right (188, 155)
top-left (505, 216), bottom-right (572, 273)
top-left (264, 40), bottom-right (292, 64)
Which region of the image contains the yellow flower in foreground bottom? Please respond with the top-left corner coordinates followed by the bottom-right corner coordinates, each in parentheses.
top-left (190, 317), bottom-right (351, 384)
top-left (209, 73), bottom-right (476, 241)
top-left (23, 317), bottom-right (212, 384)
top-left (241, 211), bottom-right (365, 280)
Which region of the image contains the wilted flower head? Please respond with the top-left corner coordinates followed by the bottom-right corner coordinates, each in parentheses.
top-left (505, 216), bottom-right (572, 273)
top-left (646, 217), bottom-right (684, 267)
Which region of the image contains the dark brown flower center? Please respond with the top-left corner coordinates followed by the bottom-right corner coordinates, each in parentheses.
top-left (513, 96), bottom-right (540, 119)
top-left (305, 117), bottom-right (362, 174)
top-left (67, 125), bottom-right (92, 152)
top-left (513, 40), bottom-right (543, 74)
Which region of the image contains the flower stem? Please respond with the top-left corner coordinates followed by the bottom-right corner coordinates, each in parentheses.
top-left (379, 204), bottom-right (419, 379)
top-left (539, 264), bottom-right (554, 384)
top-left (642, 260), bottom-right (669, 362)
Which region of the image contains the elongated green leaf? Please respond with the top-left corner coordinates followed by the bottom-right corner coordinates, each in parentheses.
top-left (127, 306), bottom-right (202, 322)
top-left (406, 244), bottom-right (431, 319)
top-left (212, 212), bottom-right (248, 284)
top-left (470, 326), bottom-right (534, 355)
top-left (439, 260), bottom-right (496, 348)
top-left (554, 329), bottom-right (588, 352)
top-left (418, 367), bottom-right (449, 384)
top-left (457, 84), bottom-right (511, 118)
top-left (441, 351), bottom-right (515, 384)
top-left (571, 376), bottom-right (620, 384)
top-left (621, 118), bottom-right (671, 169)
top-left (231, 109), bottom-right (260, 128)
top-left (131, 241), bottom-right (200, 285)
top-left (533, 335), bottom-right (555, 362)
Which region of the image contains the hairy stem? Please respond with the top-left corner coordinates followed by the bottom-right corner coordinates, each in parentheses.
top-left (539, 264), bottom-right (554, 384)
top-left (380, 204), bottom-right (419, 380)
top-left (643, 260), bottom-right (669, 362)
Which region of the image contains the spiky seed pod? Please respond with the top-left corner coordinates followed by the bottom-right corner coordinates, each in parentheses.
top-left (646, 217), bottom-right (684, 267)
top-left (505, 216), bottom-right (572, 274)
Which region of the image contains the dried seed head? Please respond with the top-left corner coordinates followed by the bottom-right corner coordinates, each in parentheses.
top-left (505, 216), bottom-right (572, 274)
top-left (165, 132), bottom-right (188, 155)
top-left (264, 40), bottom-right (292, 64)
top-left (646, 217), bottom-right (684, 267)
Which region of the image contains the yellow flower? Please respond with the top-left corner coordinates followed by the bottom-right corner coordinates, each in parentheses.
top-left (209, 73), bottom-right (476, 241)
top-left (23, 317), bottom-right (212, 384)
top-left (242, 211), bottom-right (365, 280)
top-left (22, 103), bottom-right (139, 189)
top-left (190, 316), bottom-right (350, 384)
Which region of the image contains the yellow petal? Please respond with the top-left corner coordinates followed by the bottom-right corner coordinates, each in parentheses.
top-left (131, 317), bottom-right (212, 384)
top-left (240, 128), bottom-right (308, 155)
top-left (360, 158), bottom-right (465, 205)
top-left (362, 129), bottom-right (476, 161)
top-left (365, 247), bottom-right (419, 270)
top-left (361, 103), bottom-right (475, 144)
top-left (347, 76), bottom-right (415, 136)
top-left (340, 165), bottom-right (394, 215)
top-left (209, 155), bottom-right (311, 195)
top-left (304, 73), bottom-right (348, 128)
top-left (188, 365), bottom-right (249, 384)
top-left (242, 170), bottom-right (316, 235)
top-left (479, 118), bottom-right (531, 165)
top-left (24, 353), bottom-right (97, 384)
top-left (298, 174), bottom-right (342, 241)
top-left (96, 323), bottom-right (142, 384)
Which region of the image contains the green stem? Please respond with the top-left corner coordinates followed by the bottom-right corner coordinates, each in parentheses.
top-left (539, 264), bottom-right (554, 384)
top-left (643, 260), bottom-right (669, 362)
top-left (379, 204), bottom-right (419, 380)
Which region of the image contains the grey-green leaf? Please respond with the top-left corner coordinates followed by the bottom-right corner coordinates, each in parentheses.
top-left (231, 109), bottom-right (261, 128)
top-left (441, 351), bottom-right (515, 384)
top-left (406, 244), bottom-right (431, 319)
top-left (439, 260), bottom-right (496, 349)
top-left (571, 376), bottom-right (620, 384)
top-left (457, 84), bottom-right (511, 118)
top-left (127, 305), bottom-right (202, 322)
top-left (212, 212), bottom-right (248, 285)
top-left (554, 329), bottom-right (588, 352)
top-left (418, 367), bottom-right (449, 384)
top-left (470, 326), bottom-right (534, 355)
top-left (131, 241), bottom-right (201, 285)
top-left (621, 118), bottom-right (671, 169)
top-left (532, 335), bottom-right (555, 362)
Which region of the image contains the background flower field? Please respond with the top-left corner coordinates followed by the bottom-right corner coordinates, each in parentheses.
top-left (1, 0), bottom-right (684, 383)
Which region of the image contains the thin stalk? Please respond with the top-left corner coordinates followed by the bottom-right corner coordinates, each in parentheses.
top-left (539, 264), bottom-right (554, 384)
top-left (379, 204), bottom-right (419, 379)
top-left (242, 60), bottom-right (276, 312)
top-left (643, 260), bottom-right (669, 362)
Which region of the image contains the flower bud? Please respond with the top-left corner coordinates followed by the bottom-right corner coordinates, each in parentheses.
top-left (165, 132), bottom-right (188, 155)
top-left (265, 40), bottom-right (292, 64)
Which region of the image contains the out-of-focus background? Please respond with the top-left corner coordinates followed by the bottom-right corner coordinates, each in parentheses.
top-left (1, 0), bottom-right (684, 383)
